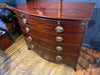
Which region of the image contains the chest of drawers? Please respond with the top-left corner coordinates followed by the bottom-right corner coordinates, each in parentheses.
top-left (14, 0), bottom-right (95, 70)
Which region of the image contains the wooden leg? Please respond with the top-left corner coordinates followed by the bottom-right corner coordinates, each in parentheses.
top-left (73, 65), bottom-right (77, 71)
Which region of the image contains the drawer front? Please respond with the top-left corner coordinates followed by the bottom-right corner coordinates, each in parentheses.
top-left (22, 30), bottom-right (80, 56)
top-left (22, 31), bottom-right (78, 65)
top-left (34, 43), bottom-right (78, 66)
top-left (15, 10), bottom-right (86, 35)
top-left (21, 24), bottom-right (83, 45)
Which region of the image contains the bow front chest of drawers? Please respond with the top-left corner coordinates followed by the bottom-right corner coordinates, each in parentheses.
top-left (14, 0), bottom-right (95, 70)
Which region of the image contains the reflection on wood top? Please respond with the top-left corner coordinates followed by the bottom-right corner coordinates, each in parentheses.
top-left (15, 0), bottom-right (95, 20)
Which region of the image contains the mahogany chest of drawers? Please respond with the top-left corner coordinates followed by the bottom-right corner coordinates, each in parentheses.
top-left (14, 0), bottom-right (95, 70)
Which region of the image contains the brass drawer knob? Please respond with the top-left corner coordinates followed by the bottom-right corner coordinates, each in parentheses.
top-left (31, 45), bottom-right (34, 49)
top-left (23, 18), bottom-right (27, 24)
top-left (56, 55), bottom-right (62, 61)
top-left (55, 26), bottom-right (64, 33)
top-left (56, 36), bottom-right (63, 42)
top-left (25, 27), bottom-right (30, 32)
top-left (21, 14), bottom-right (24, 17)
top-left (56, 46), bottom-right (63, 51)
top-left (27, 36), bottom-right (32, 41)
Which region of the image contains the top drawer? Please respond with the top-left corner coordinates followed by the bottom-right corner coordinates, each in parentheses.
top-left (15, 10), bottom-right (87, 35)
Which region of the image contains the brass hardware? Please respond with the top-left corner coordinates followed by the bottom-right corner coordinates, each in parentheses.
top-left (56, 46), bottom-right (63, 51)
top-left (21, 14), bottom-right (24, 17)
top-left (55, 26), bottom-right (64, 33)
top-left (57, 21), bottom-right (60, 25)
top-left (25, 27), bottom-right (30, 32)
top-left (23, 18), bottom-right (27, 24)
top-left (56, 36), bottom-right (63, 42)
top-left (31, 45), bottom-right (34, 49)
top-left (56, 55), bottom-right (62, 61)
top-left (27, 36), bottom-right (32, 41)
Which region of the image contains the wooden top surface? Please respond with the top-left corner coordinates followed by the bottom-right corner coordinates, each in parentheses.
top-left (15, 0), bottom-right (95, 20)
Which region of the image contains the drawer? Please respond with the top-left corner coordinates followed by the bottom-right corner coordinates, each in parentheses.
top-left (33, 43), bottom-right (78, 66)
top-left (22, 30), bottom-right (80, 56)
top-left (22, 33), bottom-right (78, 66)
top-left (21, 25), bottom-right (83, 45)
top-left (15, 10), bottom-right (85, 25)
top-left (15, 10), bottom-right (86, 35)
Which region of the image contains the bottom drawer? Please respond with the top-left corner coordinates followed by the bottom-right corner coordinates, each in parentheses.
top-left (33, 44), bottom-right (78, 66)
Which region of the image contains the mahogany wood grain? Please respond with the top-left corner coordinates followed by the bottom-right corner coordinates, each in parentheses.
top-left (21, 24), bottom-right (83, 45)
top-left (0, 32), bottom-right (12, 50)
top-left (15, 10), bottom-right (87, 25)
top-left (16, 14), bottom-right (86, 35)
top-left (15, 0), bottom-right (95, 20)
top-left (33, 44), bottom-right (78, 66)
top-left (22, 29), bottom-right (80, 56)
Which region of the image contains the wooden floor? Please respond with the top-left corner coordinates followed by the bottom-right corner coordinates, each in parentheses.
top-left (0, 35), bottom-right (100, 75)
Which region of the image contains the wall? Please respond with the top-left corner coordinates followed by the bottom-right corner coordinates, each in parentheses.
top-left (0, 0), bottom-right (31, 6)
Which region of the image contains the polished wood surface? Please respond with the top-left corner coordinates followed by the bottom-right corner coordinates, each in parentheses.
top-left (14, 0), bottom-right (95, 71)
top-left (16, 10), bottom-right (87, 25)
top-left (22, 30), bottom-right (80, 56)
top-left (0, 35), bottom-right (100, 75)
top-left (21, 25), bottom-right (83, 45)
top-left (0, 32), bottom-right (12, 50)
top-left (16, 13), bottom-right (86, 35)
top-left (15, 0), bottom-right (95, 20)
top-left (33, 44), bottom-right (78, 66)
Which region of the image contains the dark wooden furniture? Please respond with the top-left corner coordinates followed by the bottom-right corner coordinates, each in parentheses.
top-left (14, 0), bottom-right (95, 70)
top-left (0, 30), bottom-right (12, 50)
top-left (0, 4), bottom-right (20, 33)
top-left (0, 3), bottom-right (22, 42)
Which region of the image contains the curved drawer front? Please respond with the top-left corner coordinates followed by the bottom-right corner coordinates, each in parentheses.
top-left (22, 30), bottom-right (80, 56)
top-left (33, 43), bottom-right (78, 66)
top-left (15, 10), bottom-right (86, 35)
top-left (22, 31), bottom-right (78, 65)
top-left (21, 24), bottom-right (83, 45)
